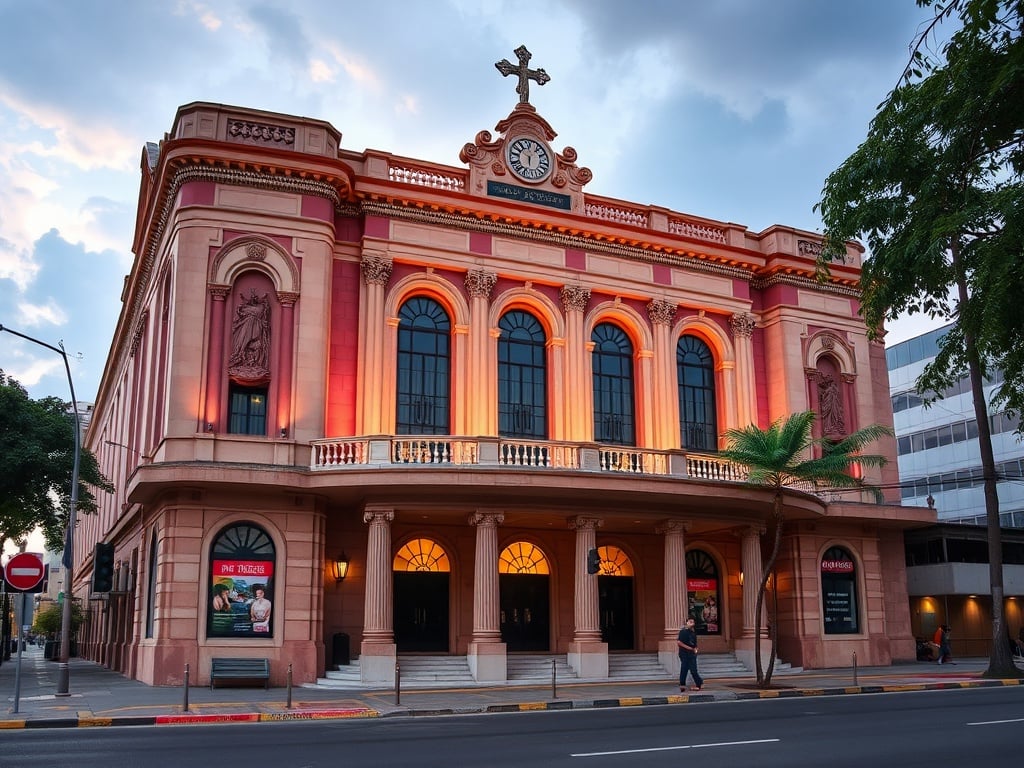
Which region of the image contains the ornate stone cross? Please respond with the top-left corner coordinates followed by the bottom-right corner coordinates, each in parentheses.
top-left (495, 45), bottom-right (550, 105)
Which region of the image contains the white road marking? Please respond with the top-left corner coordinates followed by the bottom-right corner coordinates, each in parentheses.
top-left (571, 738), bottom-right (780, 757)
top-left (967, 717), bottom-right (1024, 726)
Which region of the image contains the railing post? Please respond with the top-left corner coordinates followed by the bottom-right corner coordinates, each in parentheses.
top-left (183, 663), bottom-right (190, 712)
top-left (287, 663), bottom-right (293, 709)
top-left (551, 657), bottom-right (557, 699)
top-left (852, 651), bottom-right (858, 686)
top-left (395, 660), bottom-right (401, 706)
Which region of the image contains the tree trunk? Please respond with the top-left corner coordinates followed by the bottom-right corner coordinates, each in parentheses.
top-left (953, 243), bottom-right (1017, 678)
top-left (755, 491), bottom-right (785, 687)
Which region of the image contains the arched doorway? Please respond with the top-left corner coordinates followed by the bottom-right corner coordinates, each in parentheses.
top-left (686, 549), bottom-right (721, 635)
top-left (597, 545), bottom-right (635, 650)
top-left (499, 542), bottom-right (550, 652)
top-left (393, 538), bottom-right (450, 652)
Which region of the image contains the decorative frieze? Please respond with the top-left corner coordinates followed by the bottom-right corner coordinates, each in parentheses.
top-left (227, 119), bottom-right (296, 147)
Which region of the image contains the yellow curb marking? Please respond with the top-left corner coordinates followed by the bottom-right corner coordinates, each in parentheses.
top-left (759, 690), bottom-right (781, 698)
top-left (799, 689), bottom-right (825, 696)
top-left (618, 697), bottom-right (643, 707)
top-left (79, 717), bottom-right (113, 727)
top-left (518, 702), bottom-right (547, 711)
top-left (0, 720), bottom-right (26, 729)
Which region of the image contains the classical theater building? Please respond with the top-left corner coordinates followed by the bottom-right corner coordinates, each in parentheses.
top-left (78, 53), bottom-right (932, 687)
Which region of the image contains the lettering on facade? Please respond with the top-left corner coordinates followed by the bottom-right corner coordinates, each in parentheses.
top-left (487, 180), bottom-right (570, 210)
top-left (820, 559), bottom-right (855, 573)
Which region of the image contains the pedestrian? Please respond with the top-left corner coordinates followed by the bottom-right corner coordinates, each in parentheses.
top-left (936, 624), bottom-right (954, 664)
top-left (677, 617), bottom-right (703, 692)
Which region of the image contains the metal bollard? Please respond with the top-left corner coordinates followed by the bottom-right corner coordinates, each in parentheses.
top-left (395, 661), bottom-right (401, 706)
top-left (551, 658), bottom-right (557, 699)
top-left (183, 663), bottom-right (190, 712)
top-left (852, 651), bottom-right (858, 686)
top-left (287, 663), bottom-right (293, 709)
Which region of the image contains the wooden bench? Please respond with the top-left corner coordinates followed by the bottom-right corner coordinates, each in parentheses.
top-left (210, 657), bottom-right (270, 690)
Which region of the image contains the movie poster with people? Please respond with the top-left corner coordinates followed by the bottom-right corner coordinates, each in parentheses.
top-left (687, 577), bottom-right (720, 634)
top-left (209, 558), bottom-right (274, 638)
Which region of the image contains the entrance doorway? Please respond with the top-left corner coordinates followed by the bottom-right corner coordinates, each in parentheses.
top-left (393, 572), bottom-right (449, 652)
top-left (599, 575), bottom-right (634, 650)
top-left (392, 538), bottom-right (451, 653)
top-left (500, 574), bottom-right (550, 651)
top-left (498, 541), bottom-right (552, 652)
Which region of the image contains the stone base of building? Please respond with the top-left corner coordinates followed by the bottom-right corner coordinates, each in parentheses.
top-left (568, 640), bottom-right (608, 678)
top-left (468, 641), bottom-right (507, 682)
top-left (658, 639), bottom-right (681, 675)
top-left (359, 642), bottom-right (397, 685)
top-left (733, 636), bottom-right (774, 671)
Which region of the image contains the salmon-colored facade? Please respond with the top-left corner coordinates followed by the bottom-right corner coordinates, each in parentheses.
top-left (77, 92), bottom-right (933, 687)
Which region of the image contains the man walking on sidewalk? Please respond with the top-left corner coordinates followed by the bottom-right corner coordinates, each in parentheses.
top-left (677, 617), bottom-right (703, 692)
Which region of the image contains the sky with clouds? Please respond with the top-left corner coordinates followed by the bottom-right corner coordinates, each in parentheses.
top-left (0, 0), bottom-right (952, 404)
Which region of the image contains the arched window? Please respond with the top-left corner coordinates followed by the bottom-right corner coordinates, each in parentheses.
top-left (677, 335), bottom-right (718, 452)
top-left (591, 323), bottom-right (635, 446)
top-left (821, 546), bottom-right (859, 634)
top-left (393, 538), bottom-right (451, 572)
top-left (686, 549), bottom-right (721, 635)
top-left (596, 545), bottom-right (635, 576)
top-left (397, 297), bottom-right (451, 435)
top-left (498, 310), bottom-right (548, 439)
top-left (498, 542), bottom-right (550, 574)
top-left (207, 523), bottom-right (276, 638)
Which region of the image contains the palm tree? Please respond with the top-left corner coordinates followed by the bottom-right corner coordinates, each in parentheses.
top-left (719, 411), bottom-right (891, 687)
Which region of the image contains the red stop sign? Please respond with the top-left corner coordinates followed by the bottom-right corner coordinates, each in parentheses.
top-left (4, 552), bottom-right (45, 591)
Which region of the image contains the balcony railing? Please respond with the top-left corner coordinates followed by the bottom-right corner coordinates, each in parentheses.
top-left (311, 436), bottom-right (749, 483)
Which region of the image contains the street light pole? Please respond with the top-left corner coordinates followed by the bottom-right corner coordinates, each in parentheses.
top-left (0, 324), bottom-right (81, 696)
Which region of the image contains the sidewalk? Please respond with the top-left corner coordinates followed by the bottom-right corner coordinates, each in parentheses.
top-left (2, 646), bottom-right (1022, 729)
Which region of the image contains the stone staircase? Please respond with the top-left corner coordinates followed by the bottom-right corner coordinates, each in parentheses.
top-left (310, 651), bottom-right (796, 689)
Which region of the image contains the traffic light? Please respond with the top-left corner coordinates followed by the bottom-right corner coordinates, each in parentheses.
top-left (92, 542), bottom-right (115, 592)
top-left (586, 547), bottom-right (601, 575)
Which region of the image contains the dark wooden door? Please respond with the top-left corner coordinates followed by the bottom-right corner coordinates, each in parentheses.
top-left (599, 575), bottom-right (634, 650)
top-left (499, 574), bottom-right (550, 652)
top-left (393, 572), bottom-right (449, 652)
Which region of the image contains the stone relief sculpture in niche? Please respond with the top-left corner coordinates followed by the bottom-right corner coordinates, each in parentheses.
top-left (229, 288), bottom-right (271, 383)
top-left (818, 373), bottom-right (846, 437)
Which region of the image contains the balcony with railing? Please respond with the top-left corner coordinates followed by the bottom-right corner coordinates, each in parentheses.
top-left (311, 435), bottom-right (745, 482)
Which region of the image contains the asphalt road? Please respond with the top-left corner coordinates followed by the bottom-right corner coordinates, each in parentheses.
top-left (4, 686), bottom-right (1022, 767)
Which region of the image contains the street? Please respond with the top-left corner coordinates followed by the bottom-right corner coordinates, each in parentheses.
top-left (3, 686), bottom-right (1022, 767)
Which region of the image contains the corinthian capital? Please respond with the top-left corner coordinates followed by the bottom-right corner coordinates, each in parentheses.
top-left (464, 269), bottom-right (497, 299)
top-left (560, 285), bottom-right (591, 313)
top-left (647, 299), bottom-right (678, 326)
top-left (729, 312), bottom-right (756, 339)
top-left (361, 254), bottom-right (393, 286)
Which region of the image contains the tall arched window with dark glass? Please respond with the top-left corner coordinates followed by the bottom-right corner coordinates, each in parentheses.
top-left (498, 310), bottom-right (548, 438)
top-left (207, 523), bottom-right (276, 639)
top-left (821, 546), bottom-right (859, 634)
top-left (677, 335), bottom-right (718, 452)
top-left (396, 297), bottom-right (451, 435)
top-left (591, 323), bottom-right (635, 445)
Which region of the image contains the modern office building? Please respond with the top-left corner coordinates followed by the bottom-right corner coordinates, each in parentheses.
top-left (886, 325), bottom-right (1024, 528)
top-left (888, 325), bottom-right (1024, 654)
top-left (73, 53), bottom-right (929, 687)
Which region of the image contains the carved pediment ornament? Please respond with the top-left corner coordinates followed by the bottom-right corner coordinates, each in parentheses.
top-left (647, 299), bottom-right (678, 327)
top-left (245, 242), bottom-right (267, 261)
top-left (361, 254), bottom-right (394, 286)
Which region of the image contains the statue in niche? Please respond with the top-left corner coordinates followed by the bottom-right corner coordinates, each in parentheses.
top-left (818, 373), bottom-right (846, 437)
top-left (228, 288), bottom-right (271, 382)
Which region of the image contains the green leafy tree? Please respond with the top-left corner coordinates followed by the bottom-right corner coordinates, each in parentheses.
top-left (32, 601), bottom-right (84, 638)
top-left (0, 372), bottom-right (113, 553)
top-left (817, 0), bottom-right (1023, 678)
top-left (719, 411), bottom-right (890, 687)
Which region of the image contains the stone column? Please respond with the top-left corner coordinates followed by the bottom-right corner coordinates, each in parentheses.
top-left (357, 253), bottom-right (393, 435)
top-left (465, 270), bottom-right (497, 436)
top-left (647, 299), bottom-right (678, 449)
top-left (360, 508), bottom-right (396, 684)
top-left (204, 286), bottom-right (230, 432)
top-left (568, 515), bottom-right (607, 677)
top-left (656, 520), bottom-right (688, 672)
top-left (560, 286), bottom-right (591, 442)
top-left (468, 511), bottom-right (506, 681)
top-left (729, 312), bottom-right (757, 431)
top-left (734, 525), bottom-right (767, 670)
top-left (276, 291), bottom-right (298, 437)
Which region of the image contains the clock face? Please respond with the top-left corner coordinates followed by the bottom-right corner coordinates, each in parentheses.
top-left (506, 136), bottom-right (552, 183)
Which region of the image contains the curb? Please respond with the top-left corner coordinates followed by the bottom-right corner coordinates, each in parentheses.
top-left (3, 678), bottom-right (1021, 728)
